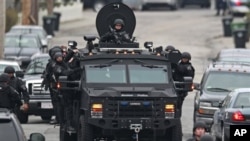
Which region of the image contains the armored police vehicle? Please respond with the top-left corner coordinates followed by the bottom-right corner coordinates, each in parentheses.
top-left (58, 3), bottom-right (193, 141)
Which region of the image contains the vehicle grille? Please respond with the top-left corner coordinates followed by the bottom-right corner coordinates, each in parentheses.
top-left (104, 97), bottom-right (164, 118)
top-left (28, 82), bottom-right (49, 95)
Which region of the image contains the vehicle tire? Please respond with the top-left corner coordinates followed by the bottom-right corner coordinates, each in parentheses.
top-left (16, 110), bottom-right (29, 123)
top-left (93, 1), bottom-right (105, 12)
top-left (170, 4), bottom-right (178, 11)
top-left (41, 116), bottom-right (52, 121)
top-left (60, 125), bottom-right (77, 141)
top-left (221, 126), bottom-right (229, 141)
top-left (162, 119), bottom-right (182, 141)
top-left (78, 115), bottom-right (93, 141)
top-left (180, 3), bottom-right (185, 8)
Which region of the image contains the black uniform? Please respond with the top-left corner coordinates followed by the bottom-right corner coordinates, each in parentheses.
top-left (4, 66), bottom-right (30, 104)
top-left (173, 52), bottom-right (195, 116)
top-left (52, 52), bottom-right (80, 132)
top-left (0, 73), bottom-right (22, 110)
top-left (100, 19), bottom-right (132, 44)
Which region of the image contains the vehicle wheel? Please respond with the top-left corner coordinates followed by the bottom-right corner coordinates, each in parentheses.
top-left (221, 126), bottom-right (229, 141)
top-left (78, 115), bottom-right (93, 141)
top-left (41, 116), bottom-right (52, 121)
top-left (16, 110), bottom-right (29, 123)
top-left (162, 119), bottom-right (182, 141)
top-left (170, 4), bottom-right (178, 11)
top-left (180, 3), bottom-right (185, 8)
top-left (60, 125), bottom-right (77, 141)
top-left (93, 1), bottom-right (105, 12)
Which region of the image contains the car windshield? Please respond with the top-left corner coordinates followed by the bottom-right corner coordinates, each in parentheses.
top-left (233, 92), bottom-right (250, 108)
top-left (204, 71), bottom-right (250, 93)
top-left (85, 64), bottom-right (168, 84)
top-left (25, 57), bottom-right (49, 74)
top-left (0, 120), bottom-right (19, 141)
top-left (128, 65), bottom-right (168, 83)
top-left (4, 36), bottom-right (39, 48)
top-left (0, 64), bottom-right (20, 73)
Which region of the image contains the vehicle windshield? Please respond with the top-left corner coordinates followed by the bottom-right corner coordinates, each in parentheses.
top-left (85, 64), bottom-right (168, 84)
top-left (0, 120), bottom-right (19, 141)
top-left (25, 57), bottom-right (49, 74)
top-left (204, 71), bottom-right (250, 93)
top-left (233, 92), bottom-right (250, 108)
top-left (4, 36), bottom-right (39, 48)
top-left (128, 65), bottom-right (168, 83)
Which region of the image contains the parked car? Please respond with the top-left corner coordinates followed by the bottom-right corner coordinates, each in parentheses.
top-left (17, 53), bottom-right (54, 123)
top-left (83, 0), bottom-right (122, 12)
top-left (0, 60), bottom-right (21, 73)
top-left (179, 0), bottom-right (210, 8)
top-left (193, 61), bottom-right (250, 131)
top-left (0, 108), bottom-right (45, 141)
top-left (211, 88), bottom-right (250, 141)
top-left (140, 0), bottom-right (179, 10)
top-left (212, 48), bottom-right (250, 63)
top-left (226, 0), bottom-right (250, 16)
top-left (9, 25), bottom-right (51, 47)
top-left (4, 33), bottom-right (48, 69)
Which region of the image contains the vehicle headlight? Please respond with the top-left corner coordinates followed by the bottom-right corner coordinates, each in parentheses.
top-left (199, 102), bottom-right (212, 107)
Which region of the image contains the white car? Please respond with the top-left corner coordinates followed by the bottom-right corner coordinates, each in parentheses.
top-left (226, 0), bottom-right (250, 15)
top-left (0, 60), bottom-right (21, 73)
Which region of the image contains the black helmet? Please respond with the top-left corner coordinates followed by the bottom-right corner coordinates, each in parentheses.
top-left (53, 52), bottom-right (63, 60)
top-left (4, 66), bottom-right (15, 73)
top-left (193, 121), bottom-right (206, 132)
top-left (113, 19), bottom-right (125, 26)
top-left (165, 45), bottom-right (175, 51)
top-left (0, 73), bottom-right (10, 82)
top-left (182, 52), bottom-right (191, 60)
top-left (49, 46), bottom-right (62, 58)
top-left (200, 135), bottom-right (215, 141)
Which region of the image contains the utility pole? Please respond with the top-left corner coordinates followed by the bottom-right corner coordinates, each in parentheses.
top-left (0, 0), bottom-right (6, 59)
top-left (46, 0), bottom-right (54, 15)
top-left (22, 0), bottom-right (31, 25)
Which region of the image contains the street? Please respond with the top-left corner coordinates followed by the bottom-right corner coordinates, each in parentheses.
top-left (22, 7), bottom-right (237, 141)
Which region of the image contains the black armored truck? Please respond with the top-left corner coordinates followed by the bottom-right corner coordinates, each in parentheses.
top-left (58, 3), bottom-right (193, 141)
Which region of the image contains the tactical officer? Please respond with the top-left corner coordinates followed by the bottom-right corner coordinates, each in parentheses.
top-left (187, 121), bottom-right (206, 141)
top-left (4, 66), bottom-right (29, 112)
top-left (165, 45), bottom-right (176, 52)
top-left (0, 73), bottom-right (22, 111)
top-left (51, 52), bottom-right (80, 132)
top-left (174, 52), bottom-right (195, 116)
top-left (100, 19), bottom-right (132, 44)
top-left (215, 0), bottom-right (226, 16)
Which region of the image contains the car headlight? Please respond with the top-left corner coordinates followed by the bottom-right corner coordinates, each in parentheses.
top-left (199, 102), bottom-right (212, 107)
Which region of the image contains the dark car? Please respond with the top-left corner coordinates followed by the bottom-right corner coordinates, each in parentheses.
top-left (193, 61), bottom-right (250, 131)
top-left (179, 0), bottom-right (210, 8)
top-left (18, 53), bottom-right (54, 123)
top-left (212, 48), bottom-right (250, 63)
top-left (211, 88), bottom-right (250, 141)
top-left (4, 33), bottom-right (47, 69)
top-left (0, 108), bottom-right (45, 141)
top-left (82, 0), bottom-right (122, 12)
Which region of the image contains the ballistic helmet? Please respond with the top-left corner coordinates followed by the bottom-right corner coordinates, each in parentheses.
top-left (0, 73), bottom-right (10, 82)
top-left (4, 66), bottom-right (15, 73)
top-left (182, 52), bottom-right (191, 60)
top-left (165, 45), bottom-right (175, 52)
top-left (200, 135), bottom-right (215, 141)
top-left (113, 19), bottom-right (125, 26)
top-left (53, 52), bottom-right (63, 60)
top-left (193, 121), bottom-right (206, 132)
top-left (49, 46), bottom-right (62, 58)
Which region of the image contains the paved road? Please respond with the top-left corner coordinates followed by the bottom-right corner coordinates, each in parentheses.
top-left (22, 7), bottom-right (242, 141)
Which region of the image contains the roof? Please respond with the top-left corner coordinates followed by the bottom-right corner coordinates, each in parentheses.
top-left (207, 61), bottom-right (250, 72)
top-left (0, 60), bottom-right (20, 66)
top-left (5, 32), bottom-right (40, 38)
top-left (31, 53), bottom-right (50, 60)
top-left (11, 25), bottom-right (43, 30)
top-left (233, 88), bottom-right (250, 93)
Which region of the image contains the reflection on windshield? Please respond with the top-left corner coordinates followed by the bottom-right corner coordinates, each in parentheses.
top-left (233, 92), bottom-right (250, 108)
top-left (86, 65), bottom-right (126, 83)
top-left (0, 121), bottom-right (18, 141)
top-left (204, 72), bottom-right (250, 92)
top-left (25, 58), bottom-right (48, 74)
top-left (4, 36), bottom-right (39, 48)
top-left (129, 65), bottom-right (168, 83)
top-left (0, 65), bottom-right (20, 73)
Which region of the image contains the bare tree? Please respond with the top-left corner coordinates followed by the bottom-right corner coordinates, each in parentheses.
top-left (0, 0), bottom-right (6, 59)
top-left (46, 0), bottom-right (54, 15)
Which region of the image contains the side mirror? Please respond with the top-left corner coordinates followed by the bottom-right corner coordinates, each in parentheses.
top-left (29, 133), bottom-right (45, 141)
top-left (193, 83), bottom-right (201, 90)
top-left (15, 71), bottom-right (24, 78)
top-left (218, 101), bottom-right (223, 108)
